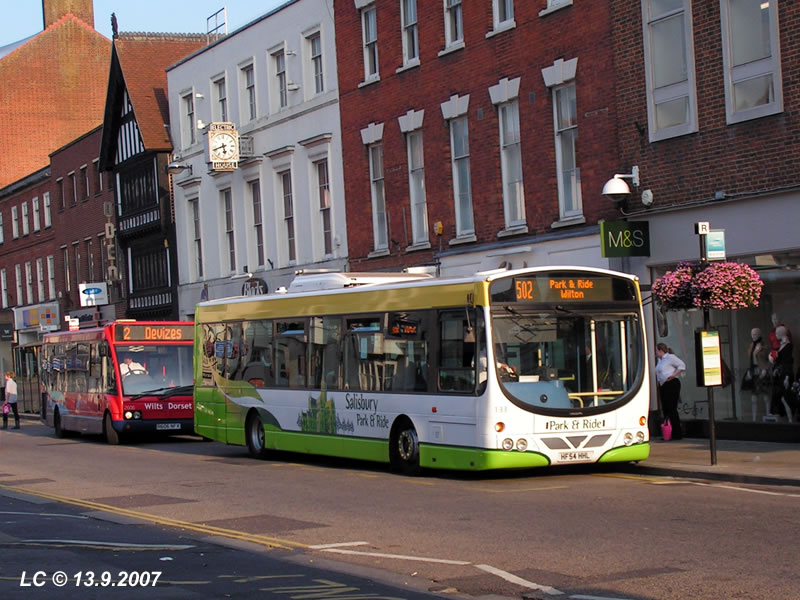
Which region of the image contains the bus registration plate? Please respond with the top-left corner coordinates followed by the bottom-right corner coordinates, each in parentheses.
top-left (156, 423), bottom-right (181, 431)
top-left (558, 451), bottom-right (593, 462)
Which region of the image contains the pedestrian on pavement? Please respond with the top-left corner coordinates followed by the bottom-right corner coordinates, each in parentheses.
top-left (2, 371), bottom-right (20, 429)
top-left (769, 326), bottom-right (794, 422)
top-left (655, 343), bottom-right (685, 440)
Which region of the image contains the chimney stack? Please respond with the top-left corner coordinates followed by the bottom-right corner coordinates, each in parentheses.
top-left (42, 0), bottom-right (95, 29)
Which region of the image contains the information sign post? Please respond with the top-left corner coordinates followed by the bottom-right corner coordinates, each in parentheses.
top-left (694, 222), bottom-right (722, 465)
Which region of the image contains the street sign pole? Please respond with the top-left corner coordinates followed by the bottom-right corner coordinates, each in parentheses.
top-left (695, 221), bottom-right (717, 465)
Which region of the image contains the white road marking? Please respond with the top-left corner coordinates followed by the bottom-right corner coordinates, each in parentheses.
top-left (475, 563), bottom-right (563, 596)
top-left (319, 548), bottom-right (470, 565)
top-left (310, 541), bottom-right (370, 549)
top-left (0, 511), bottom-right (88, 519)
top-left (23, 539), bottom-right (194, 549)
top-left (691, 481), bottom-right (800, 498)
top-left (571, 595), bottom-right (635, 600)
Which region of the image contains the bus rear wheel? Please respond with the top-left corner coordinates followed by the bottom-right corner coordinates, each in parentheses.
top-left (246, 411), bottom-right (267, 459)
top-left (53, 409), bottom-right (66, 438)
top-left (104, 413), bottom-right (120, 445)
top-left (391, 420), bottom-right (421, 475)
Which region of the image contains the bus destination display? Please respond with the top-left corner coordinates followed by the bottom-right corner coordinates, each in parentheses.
top-left (514, 277), bottom-right (614, 302)
top-left (115, 324), bottom-right (193, 342)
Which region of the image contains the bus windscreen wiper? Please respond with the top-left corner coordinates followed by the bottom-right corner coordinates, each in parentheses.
top-left (163, 385), bottom-right (193, 398)
top-left (128, 385), bottom-right (194, 402)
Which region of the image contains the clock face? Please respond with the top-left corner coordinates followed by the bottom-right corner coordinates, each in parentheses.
top-left (211, 132), bottom-right (237, 161)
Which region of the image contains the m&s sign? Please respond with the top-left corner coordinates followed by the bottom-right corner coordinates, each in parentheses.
top-left (600, 220), bottom-right (650, 257)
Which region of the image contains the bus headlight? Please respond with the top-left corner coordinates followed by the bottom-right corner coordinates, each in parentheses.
top-left (636, 431), bottom-right (646, 443)
top-left (124, 411), bottom-right (133, 420)
top-left (516, 438), bottom-right (528, 452)
top-left (502, 438), bottom-right (514, 451)
top-left (134, 411), bottom-right (142, 419)
top-left (623, 432), bottom-right (633, 446)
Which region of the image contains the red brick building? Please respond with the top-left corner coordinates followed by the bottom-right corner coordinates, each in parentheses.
top-left (0, 168), bottom-right (53, 336)
top-left (609, 1), bottom-right (800, 436)
top-left (48, 127), bottom-right (120, 323)
top-left (0, 126), bottom-right (120, 410)
top-left (0, 0), bottom-right (111, 409)
top-left (613, 0), bottom-right (800, 213)
top-left (335, 0), bottom-right (622, 275)
top-left (0, 0), bottom-right (110, 189)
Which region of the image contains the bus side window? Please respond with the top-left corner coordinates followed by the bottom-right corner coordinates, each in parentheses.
top-left (385, 311), bottom-right (429, 392)
top-left (239, 320), bottom-right (275, 388)
top-left (88, 343), bottom-right (101, 393)
top-left (255, 320), bottom-right (275, 387)
top-left (201, 323), bottom-right (226, 385)
top-left (343, 331), bottom-right (360, 390)
top-left (224, 323), bottom-right (243, 380)
top-left (101, 343), bottom-right (117, 393)
top-left (76, 343), bottom-right (90, 393)
top-left (342, 317), bottom-right (382, 391)
top-left (308, 316), bottom-right (341, 390)
top-left (438, 311), bottom-right (476, 393)
top-left (275, 320), bottom-right (307, 388)
top-left (54, 346), bottom-right (66, 393)
top-left (65, 343), bottom-right (77, 393)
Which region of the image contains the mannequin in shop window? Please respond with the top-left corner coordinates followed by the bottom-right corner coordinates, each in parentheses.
top-left (745, 328), bottom-right (772, 421)
top-left (769, 326), bottom-right (794, 423)
top-left (768, 313), bottom-right (792, 352)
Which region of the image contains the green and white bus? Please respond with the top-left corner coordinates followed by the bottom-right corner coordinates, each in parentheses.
top-left (193, 266), bottom-right (650, 473)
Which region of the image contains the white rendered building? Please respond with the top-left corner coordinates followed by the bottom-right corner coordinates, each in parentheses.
top-left (166, 0), bottom-right (346, 318)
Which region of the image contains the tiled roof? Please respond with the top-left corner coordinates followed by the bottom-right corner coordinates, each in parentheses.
top-left (0, 34), bottom-right (37, 60)
top-left (0, 15), bottom-right (110, 189)
top-left (113, 33), bottom-right (209, 151)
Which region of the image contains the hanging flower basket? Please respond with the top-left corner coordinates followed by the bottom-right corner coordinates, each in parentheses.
top-left (652, 261), bottom-right (763, 310)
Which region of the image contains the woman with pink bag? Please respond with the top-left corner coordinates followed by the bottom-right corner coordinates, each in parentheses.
top-left (655, 343), bottom-right (685, 441)
top-left (2, 371), bottom-right (19, 430)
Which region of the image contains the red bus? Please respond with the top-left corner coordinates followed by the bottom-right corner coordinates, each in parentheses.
top-left (41, 320), bottom-right (194, 444)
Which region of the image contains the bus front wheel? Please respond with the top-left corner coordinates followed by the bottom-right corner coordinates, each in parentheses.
top-left (104, 413), bottom-right (120, 445)
top-left (53, 409), bottom-right (66, 438)
top-left (390, 420), bottom-right (421, 475)
top-left (246, 411), bottom-right (267, 459)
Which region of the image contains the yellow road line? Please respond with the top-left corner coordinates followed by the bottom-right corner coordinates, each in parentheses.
top-left (472, 485), bottom-right (568, 494)
top-left (0, 484), bottom-right (307, 551)
top-left (592, 472), bottom-right (667, 483)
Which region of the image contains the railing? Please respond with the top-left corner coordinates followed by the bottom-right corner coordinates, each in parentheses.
top-left (129, 291), bottom-right (173, 310)
top-left (118, 208), bottom-right (161, 234)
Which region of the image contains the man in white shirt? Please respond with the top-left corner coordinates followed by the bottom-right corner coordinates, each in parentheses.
top-left (120, 355), bottom-right (147, 377)
top-left (655, 343), bottom-right (686, 440)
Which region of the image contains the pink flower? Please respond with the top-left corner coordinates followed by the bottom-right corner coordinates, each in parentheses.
top-left (653, 261), bottom-right (763, 310)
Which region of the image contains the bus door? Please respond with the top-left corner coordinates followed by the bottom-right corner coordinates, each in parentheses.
top-left (222, 322), bottom-right (248, 444)
top-left (198, 322), bottom-right (228, 441)
top-left (434, 310), bottom-right (480, 434)
top-left (87, 342), bottom-right (104, 421)
top-left (63, 342), bottom-right (90, 432)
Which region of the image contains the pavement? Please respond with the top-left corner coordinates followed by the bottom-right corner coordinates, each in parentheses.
top-left (630, 437), bottom-right (800, 487)
top-left (9, 412), bottom-right (800, 487)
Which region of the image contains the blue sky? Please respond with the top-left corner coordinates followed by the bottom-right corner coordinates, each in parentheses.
top-left (1, 1), bottom-right (287, 47)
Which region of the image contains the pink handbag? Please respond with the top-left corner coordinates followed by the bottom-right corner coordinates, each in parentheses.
top-left (2, 403), bottom-right (8, 415)
top-left (660, 418), bottom-right (672, 441)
